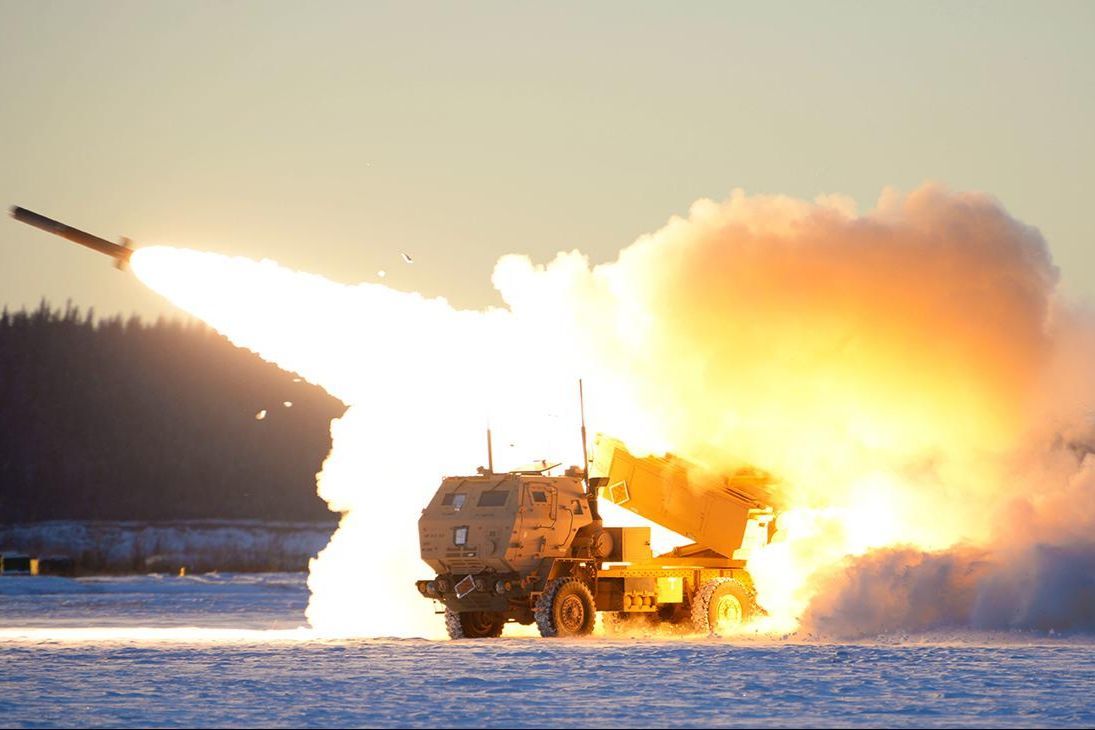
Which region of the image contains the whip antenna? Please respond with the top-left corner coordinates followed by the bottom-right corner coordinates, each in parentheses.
top-left (486, 426), bottom-right (495, 474)
top-left (579, 379), bottom-right (590, 493)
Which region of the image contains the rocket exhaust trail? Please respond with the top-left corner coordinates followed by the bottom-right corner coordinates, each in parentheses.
top-left (10, 206), bottom-right (133, 270)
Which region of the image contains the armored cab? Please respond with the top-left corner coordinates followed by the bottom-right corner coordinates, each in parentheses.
top-left (419, 471), bottom-right (594, 582)
top-left (416, 470), bottom-right (608, 637)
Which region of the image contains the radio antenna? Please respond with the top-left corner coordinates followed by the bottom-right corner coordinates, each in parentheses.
top-left (579, 379), bottom-right (601, 523)
top-left (579, 379), bottom-right (590, 493)
top-left (486, 426), bottom-right (495, 474)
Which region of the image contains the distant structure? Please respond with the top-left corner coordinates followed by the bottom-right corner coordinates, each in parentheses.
top-left (0, 554), bottom-right (75, 576)
top-left (0, 554), bottom-right (38, 575)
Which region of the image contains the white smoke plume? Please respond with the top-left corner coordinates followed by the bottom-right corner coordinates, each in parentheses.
top-left (130, 183), bottom-right (1095, 637)
top-left (800, 430), bottom-right (1095, 638)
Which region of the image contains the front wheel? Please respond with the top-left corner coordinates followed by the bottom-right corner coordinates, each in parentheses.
top-left (534, 577), bottom-right (596, 637)
top-left (445, 608), bottom-right (505, 639)
top-left (691, 578), bottom-right (758, 635)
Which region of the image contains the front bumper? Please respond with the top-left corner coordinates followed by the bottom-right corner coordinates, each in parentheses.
top-left (416, 573), bottom-right (522, 612)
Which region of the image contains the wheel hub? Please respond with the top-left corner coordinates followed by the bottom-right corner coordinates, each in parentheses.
top-left (714, 593), bottom-right (743, 631)
top-left (469, 614), bottom-right (489, 631)
top-left (558, 594), bottom-right (585, 632)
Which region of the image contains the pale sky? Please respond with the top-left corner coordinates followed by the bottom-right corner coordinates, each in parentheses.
top-left (1, 1), bottom-right (1092, 319)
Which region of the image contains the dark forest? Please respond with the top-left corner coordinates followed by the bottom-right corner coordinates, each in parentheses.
top-left (0, 302), bottom-right (345, 524)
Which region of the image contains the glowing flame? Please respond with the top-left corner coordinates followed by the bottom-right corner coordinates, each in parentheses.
top-left (129, 184), bottom-right (1095, 637)
top-left (129, 248), bottom-right (606, 638)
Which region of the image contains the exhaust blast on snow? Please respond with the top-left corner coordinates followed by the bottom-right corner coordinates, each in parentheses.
top-left (129, 183), bottom-right (1095, 638)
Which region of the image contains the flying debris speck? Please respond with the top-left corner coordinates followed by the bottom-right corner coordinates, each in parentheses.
top-left (292, 377), bottom-right (302, 383)
top-left (377, 270), bottom-right (386, 278)
top-left (283, 401), bottom-right (293, 408)
top-left (401, 253), bottom-right (413, 264)
top-left (255, 410), bottom-right (267, 420)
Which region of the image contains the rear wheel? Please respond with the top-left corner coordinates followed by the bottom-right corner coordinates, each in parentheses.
top-left (535, 577), bottom-right (596, 637)
top-left (445, 608), bottom-right (505, 639)
top-left (691, 578), bottom-right (757, 635)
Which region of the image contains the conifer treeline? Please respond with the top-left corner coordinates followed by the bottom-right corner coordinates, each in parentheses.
top-left (0, 302), bottom-right (345, 523)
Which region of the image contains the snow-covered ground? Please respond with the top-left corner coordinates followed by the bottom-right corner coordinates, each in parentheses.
top-left (0, 574), bottom-right (1091, 728)
top-left (0, 572), bottom-right (307, 629)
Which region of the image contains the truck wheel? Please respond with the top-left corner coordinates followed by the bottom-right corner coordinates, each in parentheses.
top-left (535, 577), bottom-right (596, 637)
top-left (691, 578), bottom-right (757, 635)
top-left (445, 608), bottom-right (505, 639)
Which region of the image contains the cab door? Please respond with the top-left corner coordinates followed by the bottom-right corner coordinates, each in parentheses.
top-left (523, 481), bottom-right (556, 527)
top-left (524, 480), bottom-right (573, 554)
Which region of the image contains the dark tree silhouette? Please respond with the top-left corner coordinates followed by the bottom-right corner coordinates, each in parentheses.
top-left (0, 301), bottom-right (345, 523)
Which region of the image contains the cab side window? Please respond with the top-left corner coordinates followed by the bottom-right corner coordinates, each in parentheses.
top-left (477, 491), bottom-right (509, 507)
top-left (442, 493), bottom-right (467, 510)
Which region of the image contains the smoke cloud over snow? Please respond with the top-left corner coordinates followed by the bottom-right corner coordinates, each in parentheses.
top-left (792, 368), bottom-right (1095, 639)
top-left (131, 183), bottom-right (1095, 637)
top-left (803, 540), bottom-right (1095, 638)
